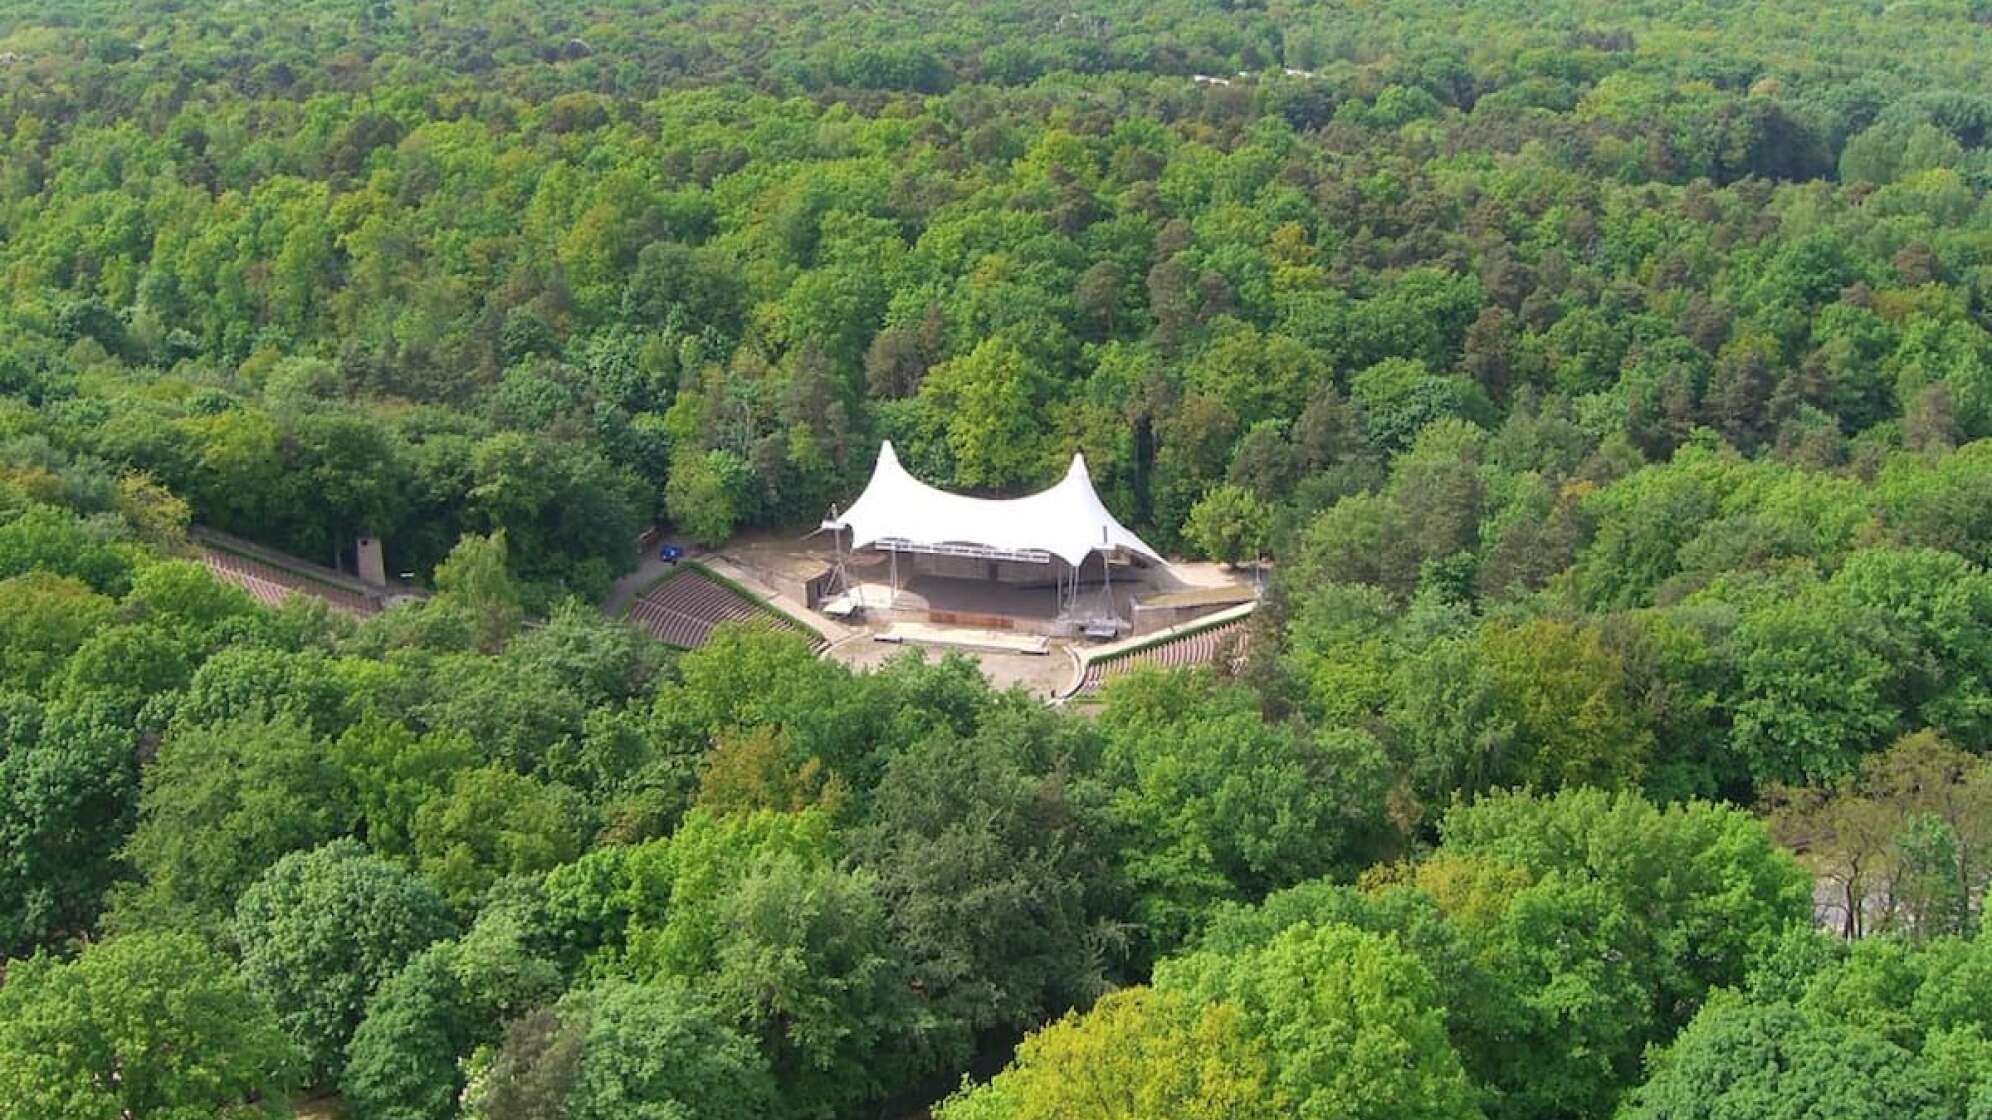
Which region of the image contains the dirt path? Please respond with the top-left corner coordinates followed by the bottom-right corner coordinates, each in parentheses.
top-left (602, 537), bottom-right (690, 617)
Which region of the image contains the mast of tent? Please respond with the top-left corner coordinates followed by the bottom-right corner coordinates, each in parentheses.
top-left (820, 506), bottom-right (844, 593)
top-left (816, 503), bottom-right (870, 614)
top-left (1101, 526), bottom-right (1115, 632)
top-left (822, 504), bottom-right (850, 601)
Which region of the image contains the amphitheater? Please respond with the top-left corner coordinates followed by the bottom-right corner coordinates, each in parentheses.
top-left (667, 443), bottom-right (1264, 700)
top-left (197, 531), bottom-right (389, 617)
top-left (1067, 615), bottom-right (1251, 698)
top-left (192, 442), bottom-right (1261, 700)
top-left (624, 565), bottom-right (826, 653)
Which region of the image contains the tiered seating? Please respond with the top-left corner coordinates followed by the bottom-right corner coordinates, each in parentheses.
top-left (202, 548), bottom-right (381, 616)
top-left (1075, 619), bottom-right (1248, 695)
top-left (628, 569), bottom-right (823, 651)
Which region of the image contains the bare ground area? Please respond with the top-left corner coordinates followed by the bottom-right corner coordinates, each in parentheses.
top-left (295, 1094), bottom-right (345, 1119)
top-left (825, 633), bottom-right (1081, 699)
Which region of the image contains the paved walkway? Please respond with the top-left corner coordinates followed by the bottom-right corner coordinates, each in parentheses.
top-left (602, 537), bottom-right (688, 617)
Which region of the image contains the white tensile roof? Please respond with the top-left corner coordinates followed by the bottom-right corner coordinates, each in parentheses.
top-left (833, 441), bottom-right (1161, 567)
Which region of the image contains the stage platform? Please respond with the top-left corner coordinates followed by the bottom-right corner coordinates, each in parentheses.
top-left (841, 573), bottom-right (1136, 633)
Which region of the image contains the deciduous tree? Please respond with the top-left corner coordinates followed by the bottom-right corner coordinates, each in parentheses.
top-left (0, 933), bottom-right (299, 1120)
top-left (234, 838), bottom-right (456, 1082)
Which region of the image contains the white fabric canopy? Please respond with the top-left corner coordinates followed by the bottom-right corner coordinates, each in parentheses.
top-left (832, 442), bottom-right (1161, 567)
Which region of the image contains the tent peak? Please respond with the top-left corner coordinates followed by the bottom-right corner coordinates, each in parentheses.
top-left (837, 442), bottom-right (1162, 567)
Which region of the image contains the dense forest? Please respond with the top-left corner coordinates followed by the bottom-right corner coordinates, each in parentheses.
top-left (5, 0), bottom-right (1992, 1116)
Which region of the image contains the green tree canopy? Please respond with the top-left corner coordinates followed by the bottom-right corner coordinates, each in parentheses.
top-left (1155, 923), bottom-right (1483, 1120)
top-left (234, 838), bottom-right (456, 1083)
top-left (0, 693), bottom-right (138, 954)
top-left (0, 932), bottom-right (299, 1120)
top-left (111, 714), bottom-right (358, 938)
top-left (464, 981), bottom-right (774, 1120)
top-left (432, 530), bottom-right (526, 652)
top-left (1184, 483), bottom-right (1274, 566)
top-left (856, 709), bottom-right (1122, 1055)
top-left (1098, 668), bottom-right (1391, 954)
top-left (1621, 996), bottom-right (1953, 1120)
top-left (937, 987), bottom-right (1288, 1120)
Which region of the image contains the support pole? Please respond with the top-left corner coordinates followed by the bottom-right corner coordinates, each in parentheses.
top-left (828, 508), bottom-right (846, 599)
top-left (1103, 554), bottom-right (1113, 625)
top-left (1101, 527), bottom-right (1115, 630)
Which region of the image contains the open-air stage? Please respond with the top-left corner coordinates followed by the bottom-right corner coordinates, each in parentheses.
top-left (675, 440), bottom-right (1261, 698)
top-left (825, 563), bottom-right (1142, 632)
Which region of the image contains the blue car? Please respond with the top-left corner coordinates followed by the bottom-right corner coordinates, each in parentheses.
top-left (659, 544), bottom-right (684, 563)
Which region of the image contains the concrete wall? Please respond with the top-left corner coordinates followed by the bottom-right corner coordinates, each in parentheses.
top-left (355, 535), bottom-right (387, 587)
top-left (756, 568), bottom-right (814, 608)
top-left (802, 568), bottom-right (837, 609)
top-left (991, 558), bottom-right (1054, 585)
top-left (902, 553), bottom-right (1072, 586)
top-left (915, 553), bottom-right (988, 581)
